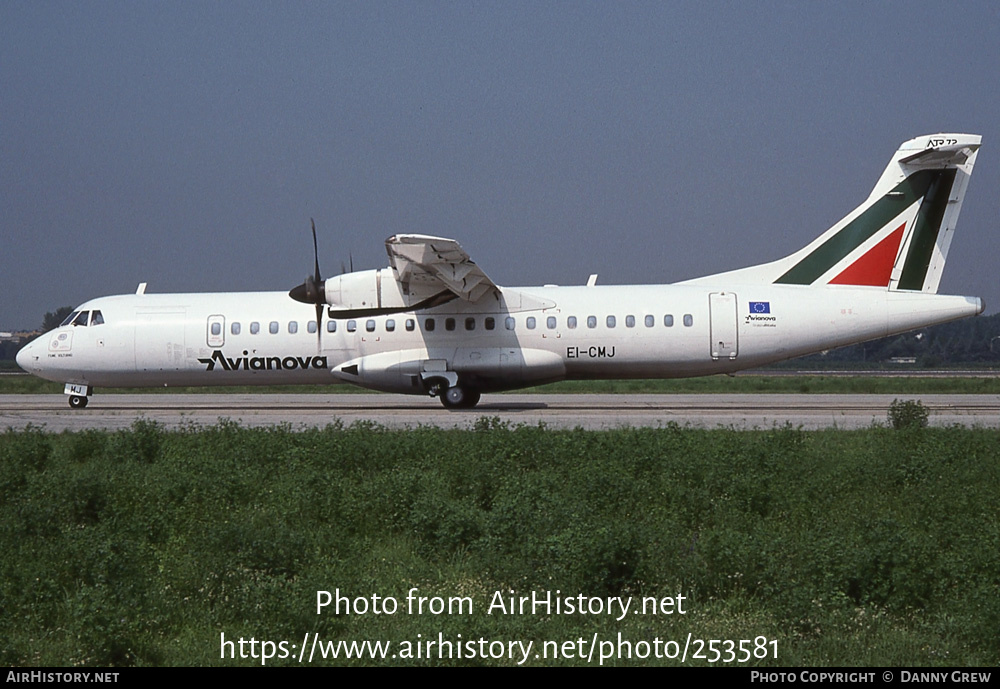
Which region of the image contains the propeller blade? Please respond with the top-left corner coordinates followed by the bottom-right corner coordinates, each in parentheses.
top-left (311, 219), bottom-right (324, 348)
top-left (286, 219), bottom-right (327, 349)
top-left (315, 302), bottom-right (323, 347)
top-left (289, 220), bottom-right (326, 305)
top-left (340, 253), bottom-right (354, 276)
top-left (311, 218), bottom-right (321, 284)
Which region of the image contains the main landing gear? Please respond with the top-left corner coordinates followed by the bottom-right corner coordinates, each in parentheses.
top-left (442, 385), bottom-right (481, 410)
top-left (425, 378), bottom-right (481, 410)
top-left (69, 395), bottom-right (89, 409)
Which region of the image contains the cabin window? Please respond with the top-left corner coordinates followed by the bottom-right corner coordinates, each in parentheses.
top-left (606, 315), bottom-right (616, 328)
top-left (587, 316), bottom-right (597, 329)
top-left (626, 315), bottom-right (635, 328)
top-left (547, 316), bottom-right (557, 329)
top-left (445, 318), bottom-right (456, 331)
top-left (269, 321), bottom-right (279, 334)
top-left (327, 320), bottom-right (337, 333)
top-left (505, 317), bottom-right (515, 330)
top-left (567, 316), bottom-right (577, 329)
top-left (366, 319), bottom-right (376, 332)
top-left (425, 318), bottom-right (435, 331)
top-left (251, 322), bottom-right (260, 334)
top-left (645, 315), bottom-right (654, 328)
top-left (405, 319), bottom-right (415, 332)
top-left (347, 320), bottom-right (357, 333)
top-left (91, 310), bottom-right (105, 326)
top-left (386, 319), bottom-right (396, 332)
top-left (211, 322), bottom-right (222, 336)
top-left (526, 317), bottom-right (536, 330)
top-left (485, 317), bottom-right (495, 330)
top-left (288, 321), bottom-right (298, 334)
top-left (72, 311), bottom-right (90, 327)
top-left (307, 321), bottom-right (317, 334)
top-left (465, 317), bottom-right (476, 331)
top-left (684, 314), bottom-right (693, 327)
top-left (60, 311), bottom-right (80, 327)
top-left (231, 322), bottom-right (241, 335)
top-left (664, 315), bottom-right (674, 327)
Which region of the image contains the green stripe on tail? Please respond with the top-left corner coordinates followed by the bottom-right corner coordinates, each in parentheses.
top-left (897, 169), bottom-right (957, 291)
top-left (775, 170), bottom-right (941, 285)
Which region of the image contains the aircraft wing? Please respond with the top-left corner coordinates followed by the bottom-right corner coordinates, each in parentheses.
top-left (385, 234), bottom-right (499, 303)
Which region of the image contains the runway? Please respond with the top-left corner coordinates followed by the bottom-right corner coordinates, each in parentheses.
top-left (2, 393), bottom-right (999, 431)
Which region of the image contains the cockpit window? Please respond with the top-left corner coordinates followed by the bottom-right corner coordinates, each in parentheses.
top-left (60, 311), bottom-right (80, 327)
top-left (90, 310), bottom-right (104, 325)
top-left (72, 311), bottom-right (90, 327)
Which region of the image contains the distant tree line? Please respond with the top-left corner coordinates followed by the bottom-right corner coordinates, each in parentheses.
top-left (41, 306), bottom-right (74, 332)
top-left (775, 312), bottom-right (1000, 367)
top-left (0, 306), bottom-right (73, 366)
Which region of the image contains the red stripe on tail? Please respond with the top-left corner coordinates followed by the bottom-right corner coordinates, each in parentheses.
top-left (829, 224), bottom-right (906, 287)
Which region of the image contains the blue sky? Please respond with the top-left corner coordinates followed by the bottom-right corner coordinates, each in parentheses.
top-left (3, 1), bottom-right (999, 329)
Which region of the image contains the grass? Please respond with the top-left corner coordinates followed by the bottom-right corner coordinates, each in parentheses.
top-left (1, 421), bottom-right (997, 666)
top-left (3, 373), bottom-right (1000, 396)
top-left (532, 375), bottom-right (1000, 395)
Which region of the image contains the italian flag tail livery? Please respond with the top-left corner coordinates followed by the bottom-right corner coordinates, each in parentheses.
top-left (686, 133), bottom-right (981, 293)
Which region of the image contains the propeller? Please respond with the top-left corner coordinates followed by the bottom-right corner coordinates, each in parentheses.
top-left (288, 219), bottom-right (326, 346)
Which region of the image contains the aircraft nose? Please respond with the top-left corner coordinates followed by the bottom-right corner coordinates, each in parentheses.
top-left (15, 340), bottom-right (35, 371)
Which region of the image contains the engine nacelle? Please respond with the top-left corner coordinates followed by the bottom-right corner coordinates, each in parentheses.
top-left (322, 269), bottom-right (410, 311)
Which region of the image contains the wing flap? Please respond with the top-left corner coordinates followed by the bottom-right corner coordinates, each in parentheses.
top-left (385, 234), bottom-right (499, 303)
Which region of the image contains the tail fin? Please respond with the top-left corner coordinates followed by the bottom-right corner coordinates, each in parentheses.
top-left (685, 133), bottom-right (981, 293)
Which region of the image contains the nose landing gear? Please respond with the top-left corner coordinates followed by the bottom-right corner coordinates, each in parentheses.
top-left (64, 383), bottom-right (92, 409)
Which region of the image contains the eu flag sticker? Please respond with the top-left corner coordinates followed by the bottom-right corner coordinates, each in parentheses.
top-left (749, 301), bottom-right (771, 314)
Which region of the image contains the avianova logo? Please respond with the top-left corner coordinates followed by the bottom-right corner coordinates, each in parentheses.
top-left (198, 350), bottom-right (328, 372)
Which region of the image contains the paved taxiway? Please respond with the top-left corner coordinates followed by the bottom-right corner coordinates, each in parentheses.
top-left (2, 393), bottom-right (999, 431)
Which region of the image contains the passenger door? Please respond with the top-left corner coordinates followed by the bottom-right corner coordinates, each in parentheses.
top-left (709, 292), bottom-right (738, 359)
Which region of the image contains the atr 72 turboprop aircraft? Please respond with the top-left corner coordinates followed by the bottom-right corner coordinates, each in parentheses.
top-left (17, 133), bottom-right (984, 409)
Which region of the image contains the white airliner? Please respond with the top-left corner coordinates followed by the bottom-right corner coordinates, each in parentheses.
top-left (17, 133), bottom-right (984, 409)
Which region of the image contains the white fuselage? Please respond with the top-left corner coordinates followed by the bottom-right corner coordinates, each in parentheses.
top-left (15, 283), bottom-right (983, 395)
top-left (17, 132), bottom-right (985, 407)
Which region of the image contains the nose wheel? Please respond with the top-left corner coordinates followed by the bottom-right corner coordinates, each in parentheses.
top-left (64, 383), bottom-right (93, 409)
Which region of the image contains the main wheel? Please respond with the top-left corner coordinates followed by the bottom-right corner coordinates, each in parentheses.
top-left (441, 386), bottom-right (481, 410)
top-left (68, 395), bottom-right (89, 409)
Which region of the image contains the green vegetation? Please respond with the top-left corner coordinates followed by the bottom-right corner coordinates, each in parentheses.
top-left (531, 375), bottom-right (1000, 395)
top-left (791, 311), bottom-right (1000, 366)
top-left (1, 421), bottom-right (997, 666)
top-left (41, 306), bottom-right (74, 333)
top-left (3, 374), bottom-right (1000, 396)
top-left (888, 399), bottom-right (930, 430)
top-left (0, 375), bottom-right (367, 395)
